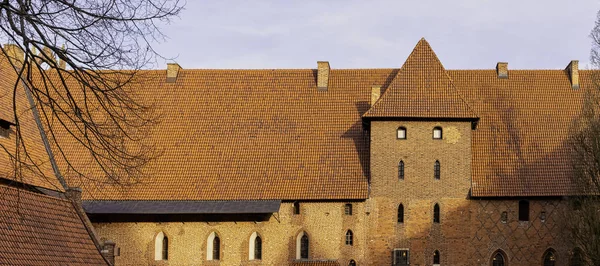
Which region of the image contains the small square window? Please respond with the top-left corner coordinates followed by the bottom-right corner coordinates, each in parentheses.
top-left (397, 127), bottom-right (406, 139)
top-left (433, 127), bottom-right (442, 139)
top-left (344, 204), bottom-right (352, 215)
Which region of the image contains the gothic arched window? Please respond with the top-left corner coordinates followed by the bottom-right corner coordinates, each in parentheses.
top-left (345, 230), bottom-right (353, 246)
top-left (491, 250), bottom-right (506, 266)
top-left (154, 231), bottom-right (168, 261)
top-left (543, 249), bottom-right (556, 266)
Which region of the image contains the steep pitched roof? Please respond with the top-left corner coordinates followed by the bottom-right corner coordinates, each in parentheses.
top-left (0, 184), bottom-right (108, 265)
top-left (25, 39), bottom-right (591, 199)
top-left (363, 38), bottom-right (477, 120)
top-left (0, 55), bottom-right (63, 191)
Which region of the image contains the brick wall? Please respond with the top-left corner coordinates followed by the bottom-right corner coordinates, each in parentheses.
top-left (92, 121), bottom-right (574, 266)
top-left (470, 199), bottom-right (571, 266)
top-left (94, 202), bottom-right (367, 266)
top-left (367, 121), bottom-right (473, 266)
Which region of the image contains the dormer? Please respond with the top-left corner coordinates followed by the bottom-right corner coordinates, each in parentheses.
top-left (0, 118), bottom-right (15, 138)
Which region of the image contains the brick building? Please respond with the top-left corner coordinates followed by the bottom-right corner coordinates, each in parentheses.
top-left (6, 38), bottom-right (590, 265)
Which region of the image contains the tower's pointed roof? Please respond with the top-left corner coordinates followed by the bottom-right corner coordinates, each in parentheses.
top-left (363, 38), bottom-right (477, 120)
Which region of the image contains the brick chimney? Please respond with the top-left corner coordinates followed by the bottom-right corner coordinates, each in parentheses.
top-left (166, 63), bottom-right (182, 83)
top-left (566, 60), bottom-right (579, 90)
top-left (317, 61), bottom-right (330, 91)
top-left (371, 85), bottom-right (382, 106)
top-left (3, 44), bottom-right (24, 65)
top-left (102, 240), bottom-right (116, 265)
top-left (58, 44), bottom-right (67, 69)
top-left (496, 62), bottom-right (508, 79)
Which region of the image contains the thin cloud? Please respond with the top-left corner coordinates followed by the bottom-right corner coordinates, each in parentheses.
top-left (154, 0), bottom-right (600, 69)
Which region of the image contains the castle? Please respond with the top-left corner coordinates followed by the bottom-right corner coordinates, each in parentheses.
top-left (1, 38), bottom-right (588, 265)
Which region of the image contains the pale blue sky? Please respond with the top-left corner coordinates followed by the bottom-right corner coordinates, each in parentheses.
top-left (153, 0), bottom-right (600, 70)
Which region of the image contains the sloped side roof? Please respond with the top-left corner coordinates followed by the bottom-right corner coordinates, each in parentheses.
top-left (0, 55), bottom-right (63, 191)
top-left (449, 69), bottom-right (588, 197)
top-left (45, 69), bottom-right (399, 201)
top-left (83, 200), bottom-right (281, 214)
top-left (363, 38), bottom-right (477, 120)
top-left (0, 184), bottom-right (107, 265)
top-left (290, 260), bottom-right (340, 266)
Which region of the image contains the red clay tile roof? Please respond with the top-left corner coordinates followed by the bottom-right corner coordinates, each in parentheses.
top-left (47, 69), bottom-right (394, 200)
top-left (28, 39), bottom-right (592, 199)
top-left (0, 55), bottom-right (63, 191)
top-left (363, 38), bottom-right (477, 120)
top-left (290, 260), bottom-right (340, 266)
top-left (449, 69), bottom-right (589, 197)
top-left (0, 184), bottom-right (107, 265)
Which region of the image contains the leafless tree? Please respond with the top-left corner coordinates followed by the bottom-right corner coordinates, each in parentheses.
top-left (569, 90), bottom-right (600, 266)
top-left (567, 11), bottom-right (600, 265)
top-left (0, 0), bottom-right (182, 191)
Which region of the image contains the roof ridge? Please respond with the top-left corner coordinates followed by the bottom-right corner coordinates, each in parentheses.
top-left (364, 38), bottom-right (477, 119)
top-left (0, 183), bottom-right (69, 203)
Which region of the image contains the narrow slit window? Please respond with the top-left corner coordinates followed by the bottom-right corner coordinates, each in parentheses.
top-left (293, 202), bottom-right (300, 215)
top-left (398, 204), bottom-right (404, 223)
top-left (345, 230), bottom-right (353, 246)
top-left (433, 250), bottom-right (440, 265)
top-left (397, 126), bottom-right (407, 139)
top-left (433, 203), bottom-right (440, 223)
top-left (433, 126), bottom-right (443, 139)
top-left (519, 200), bottom-right (529, 221)
top-left (398, 160), bottom-right (405, 180)
top-left (434, 160), bottom-right (440, 180)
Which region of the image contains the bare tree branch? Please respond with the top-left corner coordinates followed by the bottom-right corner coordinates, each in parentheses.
top-left (0, 0), bottom-right (182, 191)
top-left (566, 10), bottom-right (600, 265)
